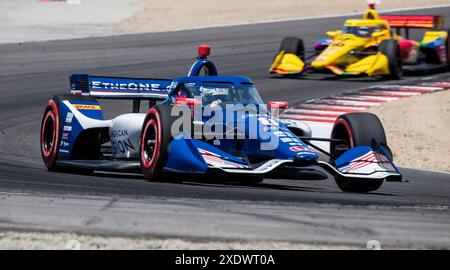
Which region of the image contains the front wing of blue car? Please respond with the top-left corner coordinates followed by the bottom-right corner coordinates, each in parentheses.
top-left (163, 137), bottom-right (402, 181)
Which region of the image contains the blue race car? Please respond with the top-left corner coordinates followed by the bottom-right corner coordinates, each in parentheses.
top-left (40, 45), bottom-right (402, 193)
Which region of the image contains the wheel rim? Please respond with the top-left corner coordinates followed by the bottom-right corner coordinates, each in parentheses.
top-left (41, 110), bottom-right (56, 157)
top-left (331, 118), bottom-right (353, 159)
top-left (141, 118), bottom-right (158, 168)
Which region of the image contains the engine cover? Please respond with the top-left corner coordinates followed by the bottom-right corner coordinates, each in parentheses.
top-left (109, 113), bottom-right (146, 159)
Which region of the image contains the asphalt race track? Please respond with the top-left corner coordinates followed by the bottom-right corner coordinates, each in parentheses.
top-left (0, 7), bottom-right (449, 248)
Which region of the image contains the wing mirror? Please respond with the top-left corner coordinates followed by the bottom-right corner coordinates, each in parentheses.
top-left (268, 101), bottom-right (288, 110)
top-left (175, 97), bottom-right (200, 106)
top-left (268, 101), bottom-right (288, 118)
top-left (371, 31), bottom-right (384, 38)
top-left (326, 31), bottom-right (341, 39)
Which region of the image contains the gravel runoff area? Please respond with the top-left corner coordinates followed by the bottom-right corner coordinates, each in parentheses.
top-left (114, 0), bottom-right (450, 33)
top-left (2, 0), bottom-right (450, 43)
top-left (368, 90), bottom-right (450, 172)
top-left (0, 231), bottom-right (362, 250)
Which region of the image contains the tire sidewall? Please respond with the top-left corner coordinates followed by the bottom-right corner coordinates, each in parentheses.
top-left (330, 113), bottom-right (387, 193)
top-left (140, 107), bottom-right (163, 178)
top-left (379, 39), bottom-right (403, 79)
top-left (445, 29), bottom-right (450, 66)
top-left (140, 105), bottom-right (176, 180)
top-left (280, 37), bottom-right (305, 60)
top-left (40, 99), bottom-right (61, 170)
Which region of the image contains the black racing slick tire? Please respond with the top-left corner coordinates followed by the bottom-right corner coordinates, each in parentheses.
top-left (330, 113), bottom-right (389, 193)
top-left (41, 97), bottom-right (62, 171)
top-left (140, 105), bottom-right (177, 181)
top-left (443, 29), bottom-right (450, 67)
top-left (379, 39), bottom-right (403, 79)
top-left (279, 37), bottom-right (305, 60)
top-left (40, 94), bottom-right (96, 174)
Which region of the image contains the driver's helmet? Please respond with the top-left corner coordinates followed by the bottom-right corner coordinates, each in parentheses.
top-left (357, 26), bottom-right (371, 37)
top-left (200, 86), bottom-right (233, 105)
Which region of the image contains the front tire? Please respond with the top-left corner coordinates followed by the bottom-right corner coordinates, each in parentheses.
top-left (379, 39), bottom-right (403, 80)
top-left (330, 113), bottom-right (388, 193)
top-left (279, 37), bottom-right (305, 60)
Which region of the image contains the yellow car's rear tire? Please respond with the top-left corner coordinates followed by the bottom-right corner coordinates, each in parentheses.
top-left (443, 29), bottom-right (450, 66)
top-left (379, 39), bottom-right (403, 80)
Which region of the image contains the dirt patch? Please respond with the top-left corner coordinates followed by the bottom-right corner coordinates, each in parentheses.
top-left (367, 90), bottom-right (450, 172)
top-left (0, 231), bottom-right (358, 250)
top-left (114, 0), bottom-right (450, 33)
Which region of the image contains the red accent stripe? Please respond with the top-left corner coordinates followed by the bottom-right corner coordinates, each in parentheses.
top-left (420, 82), bottom-right (450, 88)
top-left (380, 15), bottom-right (441, 29)
top-left (349, 157), bottom-right (376, 171)
top-left (345, 152), bottom-right (375, 170)
top-left (352, 152), bottom-right (374, 162)
top-left (271, 68), bottom-right (299, 74)
top-left (351, 155), bottom-right (377, 169)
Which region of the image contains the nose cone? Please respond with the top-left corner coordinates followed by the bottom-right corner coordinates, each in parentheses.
top-left (312, 45), bottom-right (348, 68)
top-left (311, 56), bottom-right (328, 69)
top-left (294, 151), bottom-right (319, 165)
top-left (312, 36), bottom-right (366, 69)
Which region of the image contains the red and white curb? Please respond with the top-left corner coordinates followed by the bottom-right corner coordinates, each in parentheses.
top-left (280, 78), bottom-right (450, 151)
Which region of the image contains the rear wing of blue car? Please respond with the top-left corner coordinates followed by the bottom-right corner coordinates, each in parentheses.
top-left (70, 74), bottom-right (173, 100)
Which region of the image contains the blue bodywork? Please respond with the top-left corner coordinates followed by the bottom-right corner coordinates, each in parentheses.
top-left (61, 52), bottom-right (400, 181)
top-left (58, 99), bottom-right (104, 158)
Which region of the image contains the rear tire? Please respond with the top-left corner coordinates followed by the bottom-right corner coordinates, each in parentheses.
top-left (279, 37), bottom-right (305, 60)
top-left (140, 105), bottom-right (177, 180)
top-left (41, 99), bottom-right (61, 171)
top-left (40, 95), bottom-right (96, 174)
top-left (443, 29), bottom-right (450, 66)
top-left (379, 39), bottom-right (403, 79)
top-left (330, 113), bottom-right (389, 193)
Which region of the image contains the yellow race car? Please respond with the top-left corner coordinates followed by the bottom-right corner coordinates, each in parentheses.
top-left (270, 5), bottom-right (450, 79)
